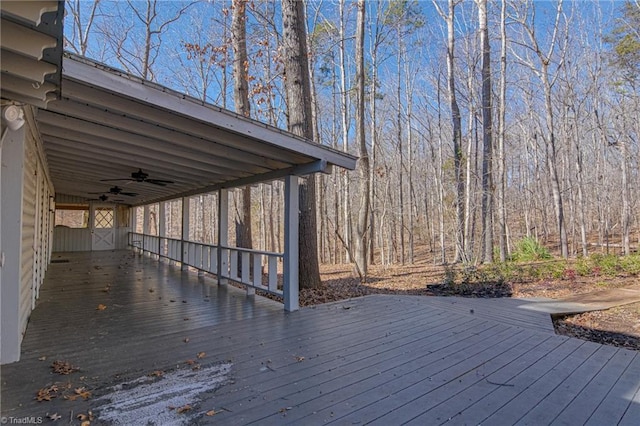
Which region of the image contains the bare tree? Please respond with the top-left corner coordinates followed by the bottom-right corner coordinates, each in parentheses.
top-left (353, 0), bottom-right (369, 280)
top-left (232, 0), bottom-right (253, 251)
top-left (512, 0), bottom-right (570, 258)
top-left (477, 0), bottom-right (493, 263)
top-left (281, 0), bottom-right (321, 288)
top-left (65, 0), bottom-right (101, 56)
top-left (433, 0), bottom-right (466, 262)
top-left (496, 0), bottom-right (508, 261)
top-left (99, 0), bottom-right (195, 81)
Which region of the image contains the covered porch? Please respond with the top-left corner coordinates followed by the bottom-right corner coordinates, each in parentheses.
top-left (1, 249), bottom-right (638, 424)
top-left (2, 25), bottom-right (355, 362)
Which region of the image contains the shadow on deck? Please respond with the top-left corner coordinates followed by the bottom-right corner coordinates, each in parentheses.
top-left (1, 250), bottom-right (639, 425)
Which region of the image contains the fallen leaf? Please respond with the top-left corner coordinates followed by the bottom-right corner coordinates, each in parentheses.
top-left (48, 413), bottom-right (62, 421)
top-left (185, 359), bottom-right (196, 365)
top-left (73, 387), bottom-right (92, 400)
top-left (51, 360), bottom-right (79, 375)
top-left (176, 404), bottom-right (192, 414)
top-left (36, 385), bottom-right (59, 401)
top-left (205, 410), bottom-right (218, 416)
top-left (38, 356), bottom-right (47, 361)
top-left (81, 421), bottom-right (91, 426)
top-left (167, 405), bottom-right (176, 410)
top-left (148, 288), bottom-right (155, 293)
top-left (183, 318), bottom-right (190, 321)
top-left (295, 356), bottom-right (305, 362)
top-left (77, 411), bottom-right (94, 422)
top-left (191, 364), bottom-right (201, 371)
top-left (197, 352), bottom-right (206, 359)
top-left (96, 304), bottom-right (107, 311)
top-left (183, 337), bottom-right (190, 343)
top-left (149, 370), bottom-right (163, 377)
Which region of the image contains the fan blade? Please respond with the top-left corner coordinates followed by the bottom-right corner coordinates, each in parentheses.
top-left (100, 178), bottom-right (136, 182)
top-left (146, 178), bottom-right (174, 186)
top-left (120, 192), bottom-right (138, 197)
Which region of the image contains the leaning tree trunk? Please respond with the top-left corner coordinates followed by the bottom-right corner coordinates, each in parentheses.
top-left (281, 0), bottom-right (321, 288)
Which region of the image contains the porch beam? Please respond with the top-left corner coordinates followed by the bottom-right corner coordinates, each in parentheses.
top-left (141, 160), bottom-right (331, 207)
top-left (283, 175), bottom-right (299, 312)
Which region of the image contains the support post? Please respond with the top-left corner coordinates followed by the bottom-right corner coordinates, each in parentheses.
top-left (217, 189), bottom-right (229, 285)
top-left (181, 197), bottom-right (190, 270)
top-left (1, 124), bottom-right (25, 364)
top-left (143, 205), bottom-right (149, 253)
top-left (159, 201), bottom-right (166, 259)
top-left (283, 175), bottom-right (299, 312)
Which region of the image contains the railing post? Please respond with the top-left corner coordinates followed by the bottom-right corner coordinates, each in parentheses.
top-left (181, 197), bottom-right (189, 271)
top-left (217, 189), bottom-right (229, 285)
top-left (283, 175), bottom-right (299, 312)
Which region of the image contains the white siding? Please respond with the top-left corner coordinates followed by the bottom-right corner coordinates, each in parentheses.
top-left (20, 134), bottom-right (37, 333)
top-left (53, 194), bottom-right (130, 251)
top-left (19, 116), bottom-right (55, 341)
top-left (53, 227), bottom-right (91, 251)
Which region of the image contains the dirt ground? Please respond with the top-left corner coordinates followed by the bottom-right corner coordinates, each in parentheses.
top-left (307, 261), bottom-right (640, 351)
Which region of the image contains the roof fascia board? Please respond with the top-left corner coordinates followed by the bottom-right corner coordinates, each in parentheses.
top-left (62, 56), bottom-right (357, 170)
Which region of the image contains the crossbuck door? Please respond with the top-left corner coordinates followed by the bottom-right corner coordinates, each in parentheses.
top-left (92, 205), bottom-right (115, 251)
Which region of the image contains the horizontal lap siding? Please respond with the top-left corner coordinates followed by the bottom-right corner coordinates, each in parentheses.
top-left (19, 121), bottom-right (55, 341)
top-left (19, 135), bottom-right (37, 335)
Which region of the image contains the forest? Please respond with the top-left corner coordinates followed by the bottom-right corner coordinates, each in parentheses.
top-left (65, 0), bottom-right (640, 280)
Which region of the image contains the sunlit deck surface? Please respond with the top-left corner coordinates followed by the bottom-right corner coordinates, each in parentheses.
top-left (2, 250), bottom-right (639, 425)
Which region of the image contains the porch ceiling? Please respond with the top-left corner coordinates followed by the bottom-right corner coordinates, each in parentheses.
top-left (39, 54), bottom-right (356, 206)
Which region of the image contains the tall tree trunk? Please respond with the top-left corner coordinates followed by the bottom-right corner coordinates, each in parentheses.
top-left (542, 62), bottom-right (568, 258)
top-left (232, 0), bottom-right (253, 250)
top-left (397, 33), bottom-right (405, 265)
top-left (281, 0), bottom-right (321, 288)
top-left (478, 0), bottom-right (494, 263)
top-left (354, 0), bottom-right (369, 280)
top-left (496, 0), bottom-right (508, 261)
top-left (434, 0), bottom-right (465, 262)
top-left (338, 0), bottom-right (351, 263)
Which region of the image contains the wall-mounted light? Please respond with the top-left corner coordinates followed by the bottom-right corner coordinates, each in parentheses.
top-left (2, 105), bottom-right (25, 131)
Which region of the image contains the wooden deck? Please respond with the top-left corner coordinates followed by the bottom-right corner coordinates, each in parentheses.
top-left (1, 250), bottom-right (638, 425)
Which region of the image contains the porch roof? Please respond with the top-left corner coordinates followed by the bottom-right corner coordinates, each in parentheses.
top-left (38, 54), bottom-right (357, 206)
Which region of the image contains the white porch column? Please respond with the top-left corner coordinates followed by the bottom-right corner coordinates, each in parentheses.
top-left (142, 205), bottom-right (149, 253)
top-left (181, 197), bottom-right (190, 270)
top-left (131, 206), bottom-right (138, 232)
top-left (1, 124), bottom-right (26, 364)
top-left (217, 189), bottom-right (228, 285)
top-left (159, 201), bottom-right (166, 258)
top-left (283, 175), bottom-right (299, 312)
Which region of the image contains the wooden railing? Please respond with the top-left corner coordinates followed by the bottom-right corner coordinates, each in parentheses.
top-left (128, 232), bottom-right (283, 296)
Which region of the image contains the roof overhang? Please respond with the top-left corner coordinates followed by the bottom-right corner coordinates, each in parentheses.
top-left (1, 1), bottom-right (63, 107)
top-left (38, 54), bottom-right (357, 206)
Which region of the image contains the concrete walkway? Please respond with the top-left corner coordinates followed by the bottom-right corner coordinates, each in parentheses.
top-left (519, 284), bottom-right (640, 315)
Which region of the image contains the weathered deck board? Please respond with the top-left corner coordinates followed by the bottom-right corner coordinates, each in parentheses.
top-left (1, 250), bottom-right (637, 425)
